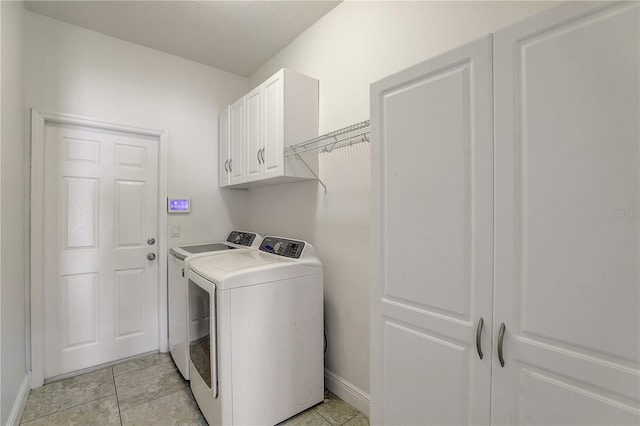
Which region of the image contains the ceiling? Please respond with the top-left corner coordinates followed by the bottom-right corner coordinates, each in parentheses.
top-left (25, 1), bottom-right (341, 77)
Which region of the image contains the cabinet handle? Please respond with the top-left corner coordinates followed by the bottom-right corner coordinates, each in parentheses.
top-left (224, 160), bottom-right (229, 172)
top-left (497, 322), bottom-right (506, 367)
top-left (476, 317), bottom-right (484, 360)
top-left (261, 148), bottom-right (265, 163)
top-left (257, 149), bottom-right (262, 164)
top-left (229, 159), bottom-right (232, 172)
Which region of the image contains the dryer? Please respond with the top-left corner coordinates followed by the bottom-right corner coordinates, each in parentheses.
top-left (187, 236), bottom-right (324, 425)
top-left (168, 231), bottom-right (263, 379)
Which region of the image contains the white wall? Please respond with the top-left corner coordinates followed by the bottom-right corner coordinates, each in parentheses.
top-left (1, 1), bottom-right (28, 424)
top-left (25, 12), bottom-right (249, 252)
top-left (246, 0), bottom-right (558, 410)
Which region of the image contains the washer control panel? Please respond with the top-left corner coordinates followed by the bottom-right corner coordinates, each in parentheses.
top-left (260, 237), bottom-right (305, 259)
top-left (226, 231), bottom-right (257, 247)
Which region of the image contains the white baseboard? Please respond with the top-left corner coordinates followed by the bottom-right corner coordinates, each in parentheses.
top-left (6, 372), bottom-right (31, 426)
top-left (324, 368), bottom-right (370, 417)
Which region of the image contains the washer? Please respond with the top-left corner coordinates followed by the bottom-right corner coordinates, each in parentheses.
top-left (187, 236), bottom-right (324, 425)
top-left (168, 231), bottom-right (263, 380)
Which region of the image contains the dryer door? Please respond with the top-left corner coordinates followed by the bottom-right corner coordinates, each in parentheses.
top-left (188, 275), bottom-right (218, 398)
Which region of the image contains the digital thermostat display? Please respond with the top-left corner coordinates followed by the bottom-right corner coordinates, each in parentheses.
top-left (168, 198), bottom-right (190, 213)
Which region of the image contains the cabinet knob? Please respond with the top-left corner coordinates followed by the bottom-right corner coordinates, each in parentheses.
top-left (147, 253), bottom-right (156, 261)
top-left (497, 322), bottom-right (506, 367)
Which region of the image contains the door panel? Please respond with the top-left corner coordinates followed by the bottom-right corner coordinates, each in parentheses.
top-left (493, 2), bottom-right (640, 424)
top-left (63, 177), bottom-right (99, 249)
top-left (44, 123), bottom-right (159, 378)
top-left (219, 106), bottom-right (230, 187)
top-left (371, 35), bottom-right (494, 425)
top-left (383, 61), bottom-right (474, 322)
top-left (114, 180), bottom-right (145, 247)
top-left (245, 87), bottom-right (262, 182)
top-left (382, 320), bottom-right (471, 426)
top-left (114, 268), bottom-right (146, 338)
top-left (263, 72), bottom-right (284, 179)
top-left (62, 272), bottom-right (99, 348)
top-left (229, 98), bottom-right (245, 185)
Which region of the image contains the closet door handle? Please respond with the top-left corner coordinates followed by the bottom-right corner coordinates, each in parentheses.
top-left (497, 322), bottom-right (506, 367)
top-left (260, 148), bottom-right (265, 163)
top-left (476, 317), bottom-right (484, 360)
top-left (257, 149), bottom-right (262, 164)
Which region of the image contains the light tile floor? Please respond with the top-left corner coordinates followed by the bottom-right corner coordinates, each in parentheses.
top-left (20, 353), bottom-right (368, 426)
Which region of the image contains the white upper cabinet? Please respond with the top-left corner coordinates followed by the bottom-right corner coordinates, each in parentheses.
top-left (261, 71), bottom-right (285, 181)
top-left (219, 106), bottom-right (230, 187)
top-left (245, 85), bottom-right (262, 182)
top-left (219, 68), bottom-right (319, 188)
top-left (229, 97), bottom-right (245, 186)
top-left (371, 2), bottom-right (639, 425)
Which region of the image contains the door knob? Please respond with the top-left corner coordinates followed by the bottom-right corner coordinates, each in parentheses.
top-left (147, 253), bottom-right (156, 261)
top-left (147, 238), bottom-right (156, 245)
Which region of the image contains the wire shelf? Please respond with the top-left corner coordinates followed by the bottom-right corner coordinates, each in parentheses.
top-left (284, 120), bottom-right (370, 157)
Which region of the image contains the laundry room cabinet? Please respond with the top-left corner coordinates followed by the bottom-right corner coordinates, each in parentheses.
top-left (370, 2), bottom-right (639, 425)
top-left (219, 68), bottom-right (319, 188)
top-left (219, 106), bottom-right (230, 187)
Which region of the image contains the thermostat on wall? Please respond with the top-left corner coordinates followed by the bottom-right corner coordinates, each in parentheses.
top-left (168, 197), bottom-right (190, 213)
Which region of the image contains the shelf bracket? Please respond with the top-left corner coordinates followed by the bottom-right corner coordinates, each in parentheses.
top-left (295, 153), bottom-right (327, 194)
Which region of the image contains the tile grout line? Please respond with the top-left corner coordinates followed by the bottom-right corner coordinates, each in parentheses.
top-left (20, 391), bottom-right (118, 425)
top-left (112, 357), bottom-right (173, 379)
top-left (113, 367), bottom-right (124, 425)
top-left (312, 407), bottom-right (358, 426)
top-left (21, 356), bottom-right (173, 425)
top-left (116, 385), bottom-right (189, 414)
top-left (339, 414), bottom-right (360, 426)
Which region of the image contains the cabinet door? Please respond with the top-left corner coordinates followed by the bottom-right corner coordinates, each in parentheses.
top-left (218, 106), bottom-right (230, 187)
top-left (262, 71), bottom-right (284, 179)
top-left (245, 86), bottom-right (262, 182)
top-left (493, 2), bottom-right (640, 425)
top-left (370, 36), bottom-right (494, 425)
top-left (229, 97), bottom-right (245, 185)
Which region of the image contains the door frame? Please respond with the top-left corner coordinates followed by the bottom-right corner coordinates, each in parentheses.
top-left (30, 109), bottom-right (168, 388)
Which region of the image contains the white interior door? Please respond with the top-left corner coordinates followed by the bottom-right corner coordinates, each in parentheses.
top-left (370, 35), bottom-right (494, 425)
top-left (42, 122), bottom-right (159, 379)
top-left (493, 2), bottom-right (640, 424)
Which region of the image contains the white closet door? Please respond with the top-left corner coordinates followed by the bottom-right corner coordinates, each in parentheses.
top-left (493, 2), bottom-right (640, 425)
top-left (370, 36), bottom-right (494, 425)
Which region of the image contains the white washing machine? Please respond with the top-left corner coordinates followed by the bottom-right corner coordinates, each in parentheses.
top-left (168, 231), bottom-right (263, 380)
top-left (187, 236), bottom-right (324, 425)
